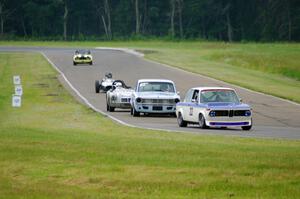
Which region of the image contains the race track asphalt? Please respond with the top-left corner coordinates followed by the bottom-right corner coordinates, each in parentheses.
top-left (1, 46), bottom-right (300, 139)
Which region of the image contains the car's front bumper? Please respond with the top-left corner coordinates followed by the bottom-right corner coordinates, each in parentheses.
top-left (206, 117), bottom-right (252, 127)
top-left (135, 104), bottom-right (176, 113)
top-left (112, 102), bottom-right (131, 109)
top-left (74, 59), bottom-right (92, 64)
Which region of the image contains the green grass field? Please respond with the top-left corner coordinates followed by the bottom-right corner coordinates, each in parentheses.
top-left (0, 41), bottom-right (299, 103)
top-left (0, 53), bottom-right (300, 198)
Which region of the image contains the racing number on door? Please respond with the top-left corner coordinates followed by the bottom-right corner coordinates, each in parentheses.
top-left (189, 106), bottom-right (193, 116)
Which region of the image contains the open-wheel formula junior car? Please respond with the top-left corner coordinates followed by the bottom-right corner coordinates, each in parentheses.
top-left (95, 72), bottom-right (114, 93)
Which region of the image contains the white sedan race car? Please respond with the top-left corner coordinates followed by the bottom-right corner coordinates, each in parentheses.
top-left (176, 87), bottom-right (252, 130)
top-left (131, 79), bottom-right (180, 116)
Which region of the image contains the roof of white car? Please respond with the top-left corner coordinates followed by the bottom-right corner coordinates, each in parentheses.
top-left (137, 79), bottom-right (174, 83)
top-left (192, 87), bottom-right (235, 91)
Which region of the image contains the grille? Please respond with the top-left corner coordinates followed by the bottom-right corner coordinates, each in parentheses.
top-left (214, 110), bottom-right (229, 117)
top-left (121, 98), bottom-right (130, 103)
top-left (212, 110), bottom-right (250, 117)
top-left (153, 106), bottom-right (163, 111)
top-left (234, 110), bottom-right (248, 116)
top-left (141, 99), bottom-right (175, 104)
top-left (229, 110), bottom-right (234, 117)
top-left (78, 56), bottom-right (89, 60)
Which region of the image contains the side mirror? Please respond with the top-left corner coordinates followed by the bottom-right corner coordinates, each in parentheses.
top-left (177, 91), bottom-right (180, 95)
top-left (239, 98), bottom-right (243, 103)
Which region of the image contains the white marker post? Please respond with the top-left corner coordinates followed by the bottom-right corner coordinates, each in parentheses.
top-left (13, 75), bottom-right (21, 85)
top-left (15, 85), bottom-right (23, 96)
top-left (12, 75), bottom-right (23, 108)
top-left (12, 95), bottom-right (22, 107)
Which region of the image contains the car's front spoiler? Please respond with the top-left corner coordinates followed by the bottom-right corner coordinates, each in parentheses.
top-left (209, 122), bottom-right (250, 126)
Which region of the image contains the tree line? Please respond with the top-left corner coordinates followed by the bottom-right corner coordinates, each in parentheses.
top-left (0, 0), bottom-right (299, 41)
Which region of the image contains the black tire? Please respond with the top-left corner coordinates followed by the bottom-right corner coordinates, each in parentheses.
top-left (108, 104), bottom-right (115, 112)
top-left (177, 112), bottom-right (187, 127)
top-left (198, 113), bottom-right (208, 129)
top-left (242, 125), bottom-right (252, 131)
top-left (73, 61), bottom-right (77, 66)
top-left (132, 106), bottom-right (140, 117)
top-left (106, 103), bottom-right (109, 111)
top-left (89, 61), bottom-right (93, 65)
top-left (130, 108), bottom-right (133, 115)
top-left (95, 80), bottom-right (100, 93)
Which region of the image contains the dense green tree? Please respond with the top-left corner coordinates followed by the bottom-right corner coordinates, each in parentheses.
top-left (0, 0), bottom-right (299, 41)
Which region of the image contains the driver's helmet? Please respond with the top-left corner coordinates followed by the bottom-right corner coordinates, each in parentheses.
top-left (115, 82), bottom-right (122, 87)
top-left (105, 73), bottom-right (112, 79)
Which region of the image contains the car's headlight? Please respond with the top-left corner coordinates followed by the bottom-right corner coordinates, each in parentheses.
top-left (245, 110), bottom-right (251, 117)
top-left (136, 98), bottom-right (142, 103)
top-left (209, 111), bottom-right (216, 117)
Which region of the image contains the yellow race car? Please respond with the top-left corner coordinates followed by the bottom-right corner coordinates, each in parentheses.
top-left (73, 49), bottom-right (93, 65)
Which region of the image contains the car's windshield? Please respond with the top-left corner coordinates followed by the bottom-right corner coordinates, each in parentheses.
top-left (76, 50), bottom-right (91, 55)
top-left (138, 82), bottom-right (175, 93)
top-left (200, 90), bottom-right (239, 103)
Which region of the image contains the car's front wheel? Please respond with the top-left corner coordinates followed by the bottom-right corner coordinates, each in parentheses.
top-left (177, 112), bottom-right (187, 127)
top-left (242, 125), bottom-right (252, 131)
top-left (73, 61), bottom-right (77, 66)
top-left (198, 113), bottom-right (208, 129)
top-left (95, 80), bottom-right (100, 93)
top-left (132, 106), bottom-right (140, 117)
top-left (108, 104), bottom-right (115, 112)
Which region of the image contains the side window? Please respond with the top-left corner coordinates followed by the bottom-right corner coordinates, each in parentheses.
top-left (192, 90), bottom-right (199, 103)
top-left (184, 89), bottom-right (194, 102)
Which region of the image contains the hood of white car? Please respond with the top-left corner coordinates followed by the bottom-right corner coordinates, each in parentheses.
top-left (115, 88), bottom-right (134, 96)
top-left (136, 92), bottom-right (179, 99)
top-left (206, 102), bottom-right (251, 109)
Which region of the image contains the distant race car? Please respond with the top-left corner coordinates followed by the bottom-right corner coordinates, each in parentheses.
top-left (130, 79), bottom-right (180, 116)
top-left (73, 49), bottom-right (93, 65)
top-left (176, 87), bottom-right (252, 130)
top-left (106, 80), bottom-right (134, 112)
top-left (95, 72), bottom-right (114, 93)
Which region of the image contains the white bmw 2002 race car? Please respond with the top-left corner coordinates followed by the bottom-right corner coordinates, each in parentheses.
top-left (176, 87), bottom-right (252, 130)
top-left (73, 49), bottom-right (93, 65)
top-left (95, 72), bottom-right (114, 93)
top-left (131, 79), bottom-right (180, 116)
top-left (106, 80), bottom-right (134, 112)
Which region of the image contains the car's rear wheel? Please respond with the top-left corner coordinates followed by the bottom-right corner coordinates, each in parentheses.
top-left (198, 113), bottom-right (208, 129)
top-left (89, 61), bottom-right (93, 65)
top-left (177, 112), bottom-right (187, 127)
top-left (95, 80), bottom-right (100, 93)
top-left (132, 106), bottom-right (140, 117)
top-left (73, 61), bottom-right (76, 66)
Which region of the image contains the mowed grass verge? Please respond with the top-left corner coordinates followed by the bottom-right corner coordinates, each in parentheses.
top-left (0, 41), bottom-right (299, 103)
top-left (0, 53), bottom-right (300, 198)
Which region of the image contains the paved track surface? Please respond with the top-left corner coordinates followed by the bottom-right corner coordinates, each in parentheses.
top-left (1, 47), bottom-right (300, 139)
